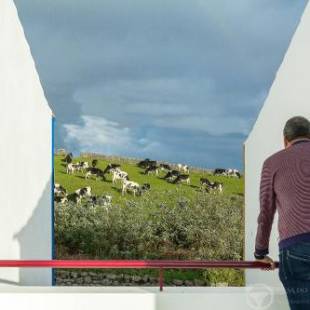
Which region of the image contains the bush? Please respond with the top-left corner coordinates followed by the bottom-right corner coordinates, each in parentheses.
top-left (55, 190), bottom-right (244, 260)
top-left (55, 189), bottom-right (244, 284)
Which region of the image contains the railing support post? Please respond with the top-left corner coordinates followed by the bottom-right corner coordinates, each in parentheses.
top-left (159, 268), bottom-right (164, 292)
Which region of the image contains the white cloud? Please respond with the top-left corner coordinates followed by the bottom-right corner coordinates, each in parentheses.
top-left (63, 115), bottom-right (161, 156)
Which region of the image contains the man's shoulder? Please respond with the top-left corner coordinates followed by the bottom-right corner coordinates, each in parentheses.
top-left (263, 149), bottom-right (287, 167)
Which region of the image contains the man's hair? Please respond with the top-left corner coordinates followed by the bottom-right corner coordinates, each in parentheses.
top-left (283, 116), bottom-right (310, 141)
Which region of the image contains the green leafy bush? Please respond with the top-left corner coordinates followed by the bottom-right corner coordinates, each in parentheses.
top-left (55, 189), bottom-right (244, 285)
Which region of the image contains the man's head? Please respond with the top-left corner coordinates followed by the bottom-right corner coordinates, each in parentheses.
top-left (283, 116), bottom-right (310, 148)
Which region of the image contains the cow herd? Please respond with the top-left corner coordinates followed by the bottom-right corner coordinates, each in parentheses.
top-left (54, 183), bottom-right (113, 206)
top-left (55, 153), bottom-right (242, 205)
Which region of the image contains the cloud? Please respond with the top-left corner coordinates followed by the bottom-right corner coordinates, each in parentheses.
top-left (63, 115), bottom-right (246, 169)
top-left (15, 0), bottom-right (308, 168)
top-left (63, 115), bottom-right (161, 157)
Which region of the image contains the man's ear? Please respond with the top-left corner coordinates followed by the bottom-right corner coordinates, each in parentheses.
top-left (284, 137), bottom-right (290, 149)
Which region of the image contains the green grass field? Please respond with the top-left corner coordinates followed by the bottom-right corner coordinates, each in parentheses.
top-left (55, 155), bottom-right (244, 203)
top-left (55, 154), bottom-right (245, 286)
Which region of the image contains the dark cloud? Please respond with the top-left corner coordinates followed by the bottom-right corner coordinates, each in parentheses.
top-left (14, 0), bottom-right (308, 168)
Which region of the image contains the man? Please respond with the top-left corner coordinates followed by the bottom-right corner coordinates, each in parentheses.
top-left (254, 116), bottom-right (310, 310)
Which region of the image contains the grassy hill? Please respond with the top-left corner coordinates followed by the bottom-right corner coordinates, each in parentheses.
top-left (54, 154), bottom-right (245, 286)
top-left (55, 155), bottom-right (244, 204)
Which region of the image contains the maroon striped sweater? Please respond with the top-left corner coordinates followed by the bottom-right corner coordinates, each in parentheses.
top-left (255, 138), bottom-right (310, 256)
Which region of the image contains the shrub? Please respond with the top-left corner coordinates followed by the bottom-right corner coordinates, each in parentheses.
top-left (55, 189), bottom-right (244, 284)
top-left (55, 190), bottom-right (244, 260)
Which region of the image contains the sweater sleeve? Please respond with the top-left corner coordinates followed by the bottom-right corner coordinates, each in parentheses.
top-left (255, 160), bottom-right (276, 256)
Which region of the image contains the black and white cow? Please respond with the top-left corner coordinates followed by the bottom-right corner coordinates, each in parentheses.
top-left (200, 177), bottom-right (212, 187)
top-left (75, 186), bottom-right (92, 198)
top-left (89, 195), bottom-right (112, 207)
top-left (159, 163), bottom-right (172, 171)
top-left (63, 153), bottom-right (73, 163)
top-left (54, 183), bottom-right (68, 203)
top-left (226, 168), bottom-right (241, 178)
top-left (137, 159), bottom-right (150, 168)
top-left (163, 170), bottom-right (180, 181)
top-left (205, 181), bottom-right (223, 193)
top-left (54, 196), bottom-right (68, 204)
top-left (122, 179), bottom-right (140, 196)
top-left (173, 174), bottom-right (190, 185)
top-left (139, 183), bottom-right (151, 195)
top-left (144, 165), bottom-right (159, 176)
top-left (177, 164), bottom-right (189, 174)
top-left (137, 159), bottom-right (157, 169)
top-left (66, 186), bottom-right (92, 204)
top-left (111, 169), bottom-right (129, 184)
top-left (85, 167), bottom-right (106, 180)
top-left (66, 163), bottom-right (80, 174)
top-left (54, 183), bottom-right (67, 197)
top-left (213, 168), bottom-right (241, 178)
top-left (67, 193), bottom-right (83, 204)
top-left (103, 163), bottom-right (121, 175)
top-left (77, 161), bottom-right (89, 172)
top-left (91, 159), bottom-right (98, 168)
top-left (213, 168), bottom-right (227, 176)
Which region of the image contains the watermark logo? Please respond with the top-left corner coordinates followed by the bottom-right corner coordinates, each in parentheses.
top-left (246, 283), bottom-right (274, 310)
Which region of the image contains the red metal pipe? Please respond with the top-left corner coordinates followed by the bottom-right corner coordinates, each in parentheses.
top-left (0, 260), bottom-right (279, 269)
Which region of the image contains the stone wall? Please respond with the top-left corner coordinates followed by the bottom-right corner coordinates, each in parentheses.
top-left (56, 270), bottom-right (209, 287)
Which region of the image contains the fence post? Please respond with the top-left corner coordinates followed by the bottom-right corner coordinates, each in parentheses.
top-left (159, 268), bottom-right (164, 292)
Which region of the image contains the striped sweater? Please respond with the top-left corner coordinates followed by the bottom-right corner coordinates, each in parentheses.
top-left (255, 138), bottom-right (310, 256)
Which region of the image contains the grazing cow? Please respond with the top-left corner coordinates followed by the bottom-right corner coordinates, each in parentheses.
top-left (213, 168), bottom-right (241, 178)
top-left (63, 153), bottom-right (73, 164)
top-left (122, 179), bottom-right (140, 196)
top-left (173, 174), bottom-right (190, 185)
top-left (139, 183), bottom-right (151, 195)
top-left (71, 161), bottom-right (89, 172)
top-left (67, 193), bottom-right (83, 204)
top-left (205, 182), bottom-right (223, 193)
top-left (213, 168), bottom-right (228, 176)
top-left (200, 177), bottom-right (212, 187)
top-left (177, 164), bottom-right (189, 173)
top-left (111, 169), bottom-right (129, 184)
top-left (103, 163), bottom-right (121, 175)
top-left (144, 165), bottom-right (159, 175)
top-left (226, 168), bottom-right (241, 178)
top-left (163, 170), bottom-right (180, 181)
top-left (91, 159), bottom-right (98, 168)
top-left (100, 195), bottom-right (113, 206)
top-left (137, 159), bottom-right (157, 169)
top-left (89, 195), bottom-right (112, 207)
top-left (54, 183), bottom-right (67, 197)
top-left (137, 158), bottom-right (150, 168)
top-left (85, 167), bottom-right (106, 180)
top-left (78, 161), bottom-right (89, 172)
top-left (159, 163), bottom-right (171, 171)
top-left (66, 163), bottom-right (80, 174)
top-left (141, 183), bottom-right (151, 191)
top-left (54, 196), bottom-right (68, 204)
top-left (75, 186), bottom-right (92, 198)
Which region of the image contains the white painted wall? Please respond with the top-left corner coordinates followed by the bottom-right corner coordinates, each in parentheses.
top-left (0, 0), bottom-right (53, 285)
top-left (0, 287), bottom-right (290, 310)
top-left (245, 2), bottom-right (310, 286)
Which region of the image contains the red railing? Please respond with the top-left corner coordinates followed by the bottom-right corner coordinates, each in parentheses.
top-left (0, 260), bottom-right (279, 291)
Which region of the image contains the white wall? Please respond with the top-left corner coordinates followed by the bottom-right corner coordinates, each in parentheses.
top-left (244, 2), bottom-right (310, 286)
top-left (0, 287), bottom-right (290, 310)
top-left (0, 0), bottom-right (53, 285)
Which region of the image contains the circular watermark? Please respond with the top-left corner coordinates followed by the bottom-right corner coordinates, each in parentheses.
top-left (246, 283), bottom-right (274, 310)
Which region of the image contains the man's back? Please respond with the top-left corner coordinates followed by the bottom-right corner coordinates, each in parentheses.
top-left (256, 138), bottom-right (310, 252)
top-left (254, 117), bottom-right (310, 310)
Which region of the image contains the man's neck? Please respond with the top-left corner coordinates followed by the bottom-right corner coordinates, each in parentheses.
top-left (288, 137), bottom-right (310, 148)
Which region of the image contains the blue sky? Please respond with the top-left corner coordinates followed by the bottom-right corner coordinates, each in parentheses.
top-left (15, 0), bottom-right (308, 169)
